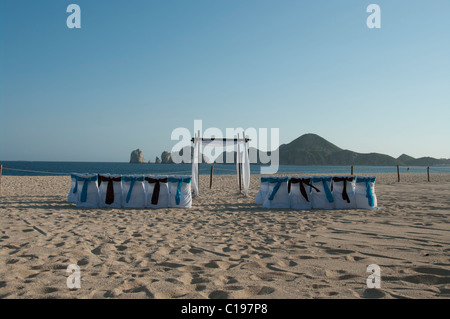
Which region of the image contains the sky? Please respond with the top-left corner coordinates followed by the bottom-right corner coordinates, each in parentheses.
top-left (1, 0), bottom-right (449, 162)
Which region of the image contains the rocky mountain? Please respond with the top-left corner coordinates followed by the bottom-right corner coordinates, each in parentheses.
top-left (277, 134), bottom-right (448, 166)
top-left (156, 146), bottom-right (211, 164)
top-left (153, 133), bottom-right (450, 166)
top-left (129, 149), bottom-right (145, 164)
top-left (396, 154), bottom-right (450, 166)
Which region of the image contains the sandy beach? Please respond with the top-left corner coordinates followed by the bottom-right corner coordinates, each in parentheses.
top-left (0, 173), bottom-right (449, 299)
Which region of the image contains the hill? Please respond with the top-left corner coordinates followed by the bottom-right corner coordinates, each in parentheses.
top-left (158, 133), bottom-right (450, 166)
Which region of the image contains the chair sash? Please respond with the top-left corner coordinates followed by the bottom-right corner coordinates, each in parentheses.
top-left (356, 177), bottom-right (376, 207)
top-left (75, 175), bottom-right (98, 203)
top-left (145, 177), bottom-right (168, 205)
top-left (123, 176), bottom-right (145, 204)
top-left (288, 177), bottom-right (319, 202)
top-left (267, 177), bottom-right (289, 201)
top-left (268, 177), bottom-right (289, 200)
top-left (311, 177), bottom-right (334, 203)
top-left (99, 175), bottom-right (122, 205)
top-left (332, 176), bottom-right (355, 203)
top-left (168, 177), bottom-right (191, 205)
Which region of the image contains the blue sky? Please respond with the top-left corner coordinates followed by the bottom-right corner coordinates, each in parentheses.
top-left (1, 0), bottom-right (449, 162)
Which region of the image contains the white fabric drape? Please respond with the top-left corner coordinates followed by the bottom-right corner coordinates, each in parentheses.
top-left (242, 141), bottom-right (250, 196)
top-left (192, 139), bottom-right (201, 196)
top-left (192, 138), bottom-right (250, 196)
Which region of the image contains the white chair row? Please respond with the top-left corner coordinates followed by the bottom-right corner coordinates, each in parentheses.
top-left (67, 173), bottom-right (192, 208)
top-left (255, 176), bottom-right (377, 210)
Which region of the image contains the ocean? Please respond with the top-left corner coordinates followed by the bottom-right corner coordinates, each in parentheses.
top-left (1, 161), bottom-right (450, 176)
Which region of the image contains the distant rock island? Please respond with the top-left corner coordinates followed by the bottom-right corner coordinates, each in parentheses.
top-left (129, 149), bottom-right (145, 164)
top-left (137, 133), bottom-right (450, 166)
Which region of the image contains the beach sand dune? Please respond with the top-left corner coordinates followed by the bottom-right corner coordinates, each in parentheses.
top-left (1, 173), bottom-right (449, 299)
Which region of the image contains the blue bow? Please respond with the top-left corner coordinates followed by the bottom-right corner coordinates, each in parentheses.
top-left (75, 175), bottom-right (98, 203)
top-left (356, 177), bottom-right (376, 207)
top-left (123, 176), bottom-right (145, 204)
top-left (322, 179), bottom-right (334, 203)
top-left (311, 177), bottom-right (334, 203)
top-left (267, 177), bottom-right (289, 201)
top-left (71, 174), bottom-right (79, 194)
top-left (168, 177), bottom-right (191, 205)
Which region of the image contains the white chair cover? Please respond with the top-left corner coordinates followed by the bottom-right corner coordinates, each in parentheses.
top-left (332, 176), bottom-right (356, 209)
top-left (288, 177), bottom-right (313, 210)
top-left (310, 176), bottom-right (334, 210)
top-left (168, 175), bottom-right (192, 208)
top-left (255, 177), bottom-right (270, 205)
top-left (98, 174), bottom-right (123, 208)
top-left (262, 177), bottom-right (290, 209)
top-left (75, 173), bottom-right (100, 208)
top-left (145, 175), bottom-right (170, 208)
top-left (68, 173), bottom-right (87, 203)
top-left (122, 175), bottom-right (146, 208)
top-left (355, 176), bottom-right (377, 209)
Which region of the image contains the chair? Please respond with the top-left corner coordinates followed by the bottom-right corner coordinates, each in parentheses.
top-left (145, 175), bottom-right (170, 208)
top-left (262, 177), bottom-right (290, 209)
top-left (74, 174), bottom-right (100, 208)
top-left (288, 177), bottom-right (314, 210)
top-left (332, 176), bottom-right (356, 209)
top-left (168, 176), bottom-right (192, 208)
top-left (355, 176), bottom-right (377, 209)
top-left (98, 174), bottom-right (123, 208)
top-left (255, 177), bottom-right (270, 205)
top-left (122, 175), bottom-right (146, 208)
top-left (67, 173), bottom-right (87, 203)
top-left (310, 176), bottom-right (334, 209)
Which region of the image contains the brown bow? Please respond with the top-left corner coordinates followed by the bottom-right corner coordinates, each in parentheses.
top-left (145, 177), bottom-right (168, 205)
top-left (332, 177), bottom-right (353, 203)
top-left (99, 176), bottom-right (122, 205)
top-left (288, 178), bottom-right (319, 202)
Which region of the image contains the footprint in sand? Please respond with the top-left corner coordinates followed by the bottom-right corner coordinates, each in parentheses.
top-left (257, 286), bottom-right (275, 295)
top-left (191, 277), bottom-right (210, 285)
top-left (115, 245), bottom-right (128, 252)
top-left (412, 266), bottom-right (450, 277)
top-left (77, 257), bottom-right (89, 266)
top-left (363, 288), bottom-right (385, 299)
top-left (91, 245), bottom-right (102, 255)
top-left (156, 262), bottom-right (185, 269)
top-left (208, 290), bottom-right (229, 299)
top-left (123, 285), bottom-right (154, 298)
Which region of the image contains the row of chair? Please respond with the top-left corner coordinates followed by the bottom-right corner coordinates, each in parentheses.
top-left (67, 173), bottom-right (192, 208)
top-left (255, 176), bottom-right (377, 210)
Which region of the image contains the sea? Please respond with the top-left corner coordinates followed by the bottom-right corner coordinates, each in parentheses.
top-left (1, 161), bottom-right (450, 176)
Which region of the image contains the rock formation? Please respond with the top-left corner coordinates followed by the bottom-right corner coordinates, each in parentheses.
top-left (129, 149), bottom-right (145, 163)
top-left (161, 151), bottom-right (174, 164)
top-left (155, 157), bottom-right (161, 164)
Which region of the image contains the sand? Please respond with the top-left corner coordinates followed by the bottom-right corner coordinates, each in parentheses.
top-left (0, 173), bottom-right (449, 299)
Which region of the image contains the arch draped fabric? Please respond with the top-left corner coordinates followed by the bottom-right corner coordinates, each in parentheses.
top-left (192, 138), bottom-right (250, 196)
